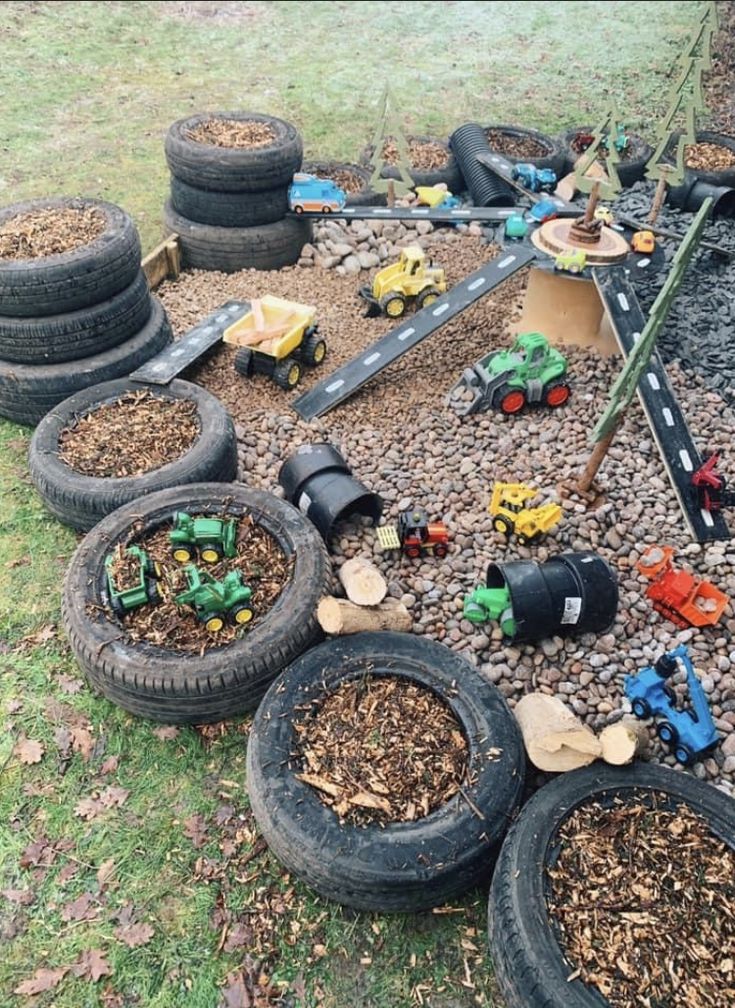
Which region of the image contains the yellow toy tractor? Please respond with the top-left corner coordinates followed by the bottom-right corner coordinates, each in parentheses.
top-left (359, 246), bottom-right (447, 318)
top-left (488, 482), bottom-right (562, 545)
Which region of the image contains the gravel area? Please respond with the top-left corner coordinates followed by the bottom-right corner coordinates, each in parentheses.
top-left (158, 227), bottom-right (735, 795)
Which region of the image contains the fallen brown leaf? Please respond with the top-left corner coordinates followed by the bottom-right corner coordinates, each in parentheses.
top-left (71, 725), bottom-right (94, 761)
top-left (152, 725), bottom-right (179, 740)
top-left (99, 785), bottom-right (129, 808)
top-left (61, 892), bottom-right (97, 922)
top-left (13, 966), bottom-right (68, 995)
top-left (114, 921), bottom-right (154, 948)
top-left (19, 837), bottom-right (57, 869)
top-left (1, 888), bottom-right (34, 905)
top-left (57, 674), bottom-right (84, 694)
top-left (15, 737), bottom-right (44, 765)
top-left (183, 813), bottom-right (209, 849)
top-left (71, 948), bottom-right (113, 982)
top-left (17, 623), bottom-right (56, 649)
top-left (6, 699), bottom-right (22, 714)
top-left (97, 858), bottom-right (117, 888)
top-left (75, 796), bottom-right (105, 821)
top-left (99, 755), bottom-right (119, 775)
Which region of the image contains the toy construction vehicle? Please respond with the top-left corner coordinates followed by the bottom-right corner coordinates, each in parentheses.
top-left (463, 585), bottom-right (515, 636)
top-left (377, 509), bottom-right (449, 559)
top-left (625, 644), bottom-right (719, 765)
top-left (175, 566), bottom-right (254, 633)
top-left (489, 482), bottom-right (562, 545)
top-left (449, 332), bottom-right (570, 417)
top-left (415, 185), bottom-right (459, 209)
top-left (222, 295), bottom-right (326, 391)
top-left (636, 545), bottom-right (728, 629)
top-left (511, 163), bottom-right (557, 193)
top-left (691, 452), bottom-right (735, 513)
top-left (359, 246), bottom-right (447, 318)
top-left (170, 513), bottom-right (238, 565)
top-left (105, 545), bottom-right (162, 617)
top-left (631, 230), bottom-right (655, 254)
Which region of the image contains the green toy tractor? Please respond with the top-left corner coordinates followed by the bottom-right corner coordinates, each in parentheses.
top-left (449, 332), bottom-right (570, 417)
top-left (105, 545), bottom-right (162, 617)
top-left (463, 585), bottom-right (516, 637)
top-left (169, 512), bottom-right (238, 564)
top-left (174, 565), bottom-right (254, 633)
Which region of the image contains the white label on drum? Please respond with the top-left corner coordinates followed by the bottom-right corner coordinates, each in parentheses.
top-left (561, 596), bottom-right (582, 624)
top-left (297, 491), bottom-right (312, 514)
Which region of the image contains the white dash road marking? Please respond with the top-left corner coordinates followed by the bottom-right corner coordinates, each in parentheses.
top-left (647, 373), bottom-right (660, 390)
top-left (363, 352), bottom-right (380, 366)
top-left (171, 348), bottom-right (185, 357)
top-left (679, 449), bottom-right (693, 472)
top-left (496, 209), bottom-right (514, 217)
top-left (432, 303), bottom-right (450, 317)
top-left (152, 363), bottom-right (166, 372)
top-left (617, 293), bottom-right (630, 311)
top-left (397, 327), bottom-right (415, 342)
top-left (373, 209), bottom-right (391, 215)
top-left (467, 277), bottom-right (487, 291)
top-left (216, 314), bottom-right (229, 323)
top-left (632, 331), bottom-right (642, 342)
top-left (497, 255), bottom-right (516, 269)
top-left (701, 508), bottom-right (715, 528)
top-left (201, 326), bottom-right (214, 334)
top-left (637, 258), bottom-right (651, 268)
top-left (491, 155), bottom-right (500, 163)
top-left (662, 407), bottom-right (675, 427)
top-left (450, 210), bottom-right (471, 216)
top-left (326, 380), bottom-right (345, 394)
top-left (411, 208), bottom-right (430, 215)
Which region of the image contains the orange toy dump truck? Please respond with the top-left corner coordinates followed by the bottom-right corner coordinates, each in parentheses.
top-left (636, 545), bottom-right (728, 629)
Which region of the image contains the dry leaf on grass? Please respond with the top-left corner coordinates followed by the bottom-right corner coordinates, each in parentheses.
top-left (183, 813), bottom-right (209, 849)
top-left (6, 698), bottom-right (22, 714)
top-left (99, 785), bottom-right (129, 808)
top-left (16, 623), bottom-right (56, 648)
top-left (75, 796), bottom-right (106, 821)
top-left (2, 889), bottom-right (34, 905)
top-left (97, 859), bottom-right (117, 888)
top-left (61, 892), bottom-right (97, 922)
top-left (13, 966), bottom-right (68, 995)
top-left (152, 725), bottom-right (180, 741)
top-left (19, 836), bottom-right (58, 869)
top-left (71, 948), bottom-right (113, 982)
top-left (57, 674), bottom-right (84, 694)
top-left (114, 922), bottom-right (154, 948)
top-left (71, 725), bottom-right (94, 760)
top-left (99, 755), bottom-right (119, 775)
top-left (15, 737), bottom-right (44, 765)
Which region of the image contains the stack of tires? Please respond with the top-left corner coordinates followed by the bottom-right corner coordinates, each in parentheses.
top-left (0, 197), bottom-right (172, 427)
top-left (163, 111), bottom-right (312, 273)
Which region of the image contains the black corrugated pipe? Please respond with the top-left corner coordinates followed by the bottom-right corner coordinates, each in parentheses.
top-left (449, 123), bottom-right (516, 207)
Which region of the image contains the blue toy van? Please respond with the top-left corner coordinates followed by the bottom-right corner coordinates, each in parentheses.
top-left (288, 173), bottom-right (346, 214)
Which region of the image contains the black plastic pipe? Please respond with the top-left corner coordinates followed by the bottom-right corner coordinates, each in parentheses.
top-left (449, 123), bottom-right (516, 207)
top-left (666, 174), bottom-right (735, 219)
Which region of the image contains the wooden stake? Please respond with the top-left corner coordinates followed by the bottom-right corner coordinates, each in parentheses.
top-left (575, 425), bottom-right (618, 495)
top-left (338, 557), bottom-right (387, 606)
top-left (583, 181), bottom-right (601, 226)
top-left (514, 693), bottom-right (602, 772)
top-left (317, 596), bottom-right (411, 635)
top-left (387, 179), bottom-right (396, 208)
top-left (600, 719), bottom-right (649, 765)
top-left (647, 171), bottom-right (669, 226)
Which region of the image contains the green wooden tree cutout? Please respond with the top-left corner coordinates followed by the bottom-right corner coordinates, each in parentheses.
top-left (366, 85), bottom-right (415, 199)
top-left (572, 107), bottom-right (624, 201)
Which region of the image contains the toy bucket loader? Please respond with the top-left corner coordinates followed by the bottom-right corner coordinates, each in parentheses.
top-left (636, 545), bottom-right (728, 629)
top-left (359, 246), bottom-right (447, 319)
top-left (488, 482), bottom-right (562, 545)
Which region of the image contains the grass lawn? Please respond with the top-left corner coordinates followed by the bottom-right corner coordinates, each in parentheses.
top-left (0, 2), bottom-right (707, 1005)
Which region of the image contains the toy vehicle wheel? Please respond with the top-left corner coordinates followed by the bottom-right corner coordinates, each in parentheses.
top-left (200, 546), bottom-right (222, 564)
top-left (205, 612), bottom-right (226, 633)
top-left (544, 381), bottom-right (571, 408)
top-left (433, 543), bottom-right (448, 558)
top-left (632, 698), bottom-right (651, 719)
top-left (301, 333), bottom-right (327, 366)
top-left (321, 206), bottom-right (332, 214)
top-left (405, 546), bottom-right (421, 559)
top-left (293, 205), bottom-right (304, 214)
top-left (493, 515), bottom-right (514, 536)
top-left (657, 721), bottom-right (678, 746)
top-left (247, 632), bottom-right (525, 912)
top-left (488, 762), bottom-right (735, 1008)
top-left (675, 744), bottom-right (694, 765)
top-left (273, 357), bottom-right (302, 390)
top-left (146, 580), bottom-right (162, 605)
top-left (234, 347), bottom-right (253, 377)
top-left (109, 595), bottom-right (127, 619)
top-left (663, 685), bottom-right (677, 704)
top-left (380, 292), bottom-right (407, 318)
top-left (416, 287), bottom-right (441, 310)
top-left (229, 604), bottom-right (254, 626)
top-left (171, 546), bottom-right (194, 563)
top-left (494, 385), bottom-right (526, 415)
top-left (516, 533), bottom-right (533, 546)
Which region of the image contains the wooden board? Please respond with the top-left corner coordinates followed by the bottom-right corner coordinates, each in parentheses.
top-left (142, 234), bottom-right (181, 289)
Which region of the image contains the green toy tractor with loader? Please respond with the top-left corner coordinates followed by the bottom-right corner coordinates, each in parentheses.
top-left (463, 585), bottom-right (516, 637)
top-left (448, 332), bottom-right (570, 417)
top-left (174, 565), bottom-right (254, 633)
top-left (169, 513), bottom-right (238, 565)
top-left (105, 545), bottom-right (162, 617)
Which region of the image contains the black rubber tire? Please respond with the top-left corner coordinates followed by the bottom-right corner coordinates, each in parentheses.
top-left (359, 135), bottom-right (463, 192)
top-left (483, 124), bottom-right (566, 176)
top-left (169, 176), bottom-right (288, 227)
top-left (663, 129), bottom-right (735, 188)
top-left (29, 378), bottom-right (238, 532)
top-left (301, 160), bottom-right (386, 207)
top-left (62, 484), bottom-right (330, 723)
top-left (559, 127), bottom-right (652, 188)
top-left (0, 270), bottom-right (151, 365)
top-left (0, 197), bottom-right (141, 318)
top-left (488, 762), bottom-right (735, 1008)
top-left (247, 632), bottom-right (525, 912)
top-left (164, 201), bottom-right (312, 273)
top-left (0, 298), bottom-right (172, 427)
top-left (165, 112), bottom-right (303, 193)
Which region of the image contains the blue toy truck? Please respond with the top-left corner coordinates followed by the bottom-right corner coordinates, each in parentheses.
top-left (624, 644), bottom-right (719, 765)
top-left (511, 163), bottom-right (557, 194)
top-left (288, 173), bottom-right (346, 214)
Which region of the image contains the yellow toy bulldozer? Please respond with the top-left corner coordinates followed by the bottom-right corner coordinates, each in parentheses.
top-left (488, 482), bottom-right (562, 545)
top-left (359, 245), bottom-right (447, 318)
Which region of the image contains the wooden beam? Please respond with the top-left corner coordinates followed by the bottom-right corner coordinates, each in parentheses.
top-left (142, 234), bottom-right (181, 290)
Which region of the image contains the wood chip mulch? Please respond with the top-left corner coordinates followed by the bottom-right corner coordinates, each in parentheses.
top-left (107, 544), bottom-right (143, 593)
top-left (116, 515), bottom-right (291, 654)
top-left (311, 167), bottom-right (365, 194)
top-left (486, 129), bottom-right (551, 160)
top-left (685, 141), bottom-right (735, 171)
top-left (0, 206), bottom-right (105, 260)
top-left (186, 118), bottom-right (276, 148)
top-left (380, 138), bottom-right (449, 170)
top-left (293, 675), bottom-right (469, 827)
top-left (59, 391), bottom-right (200, 478)
top-left (546, 793), bottom-right (735, 1008)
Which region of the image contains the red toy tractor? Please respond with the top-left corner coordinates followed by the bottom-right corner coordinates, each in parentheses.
top-left (377, 509), bottom-right (449, 559)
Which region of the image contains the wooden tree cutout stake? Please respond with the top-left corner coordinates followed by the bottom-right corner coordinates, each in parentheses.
top-left (366, 85), bottom-right (416, 202)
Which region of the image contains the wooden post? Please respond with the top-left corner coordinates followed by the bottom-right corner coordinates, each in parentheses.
top-left (583, 181), bottom-right (601, 226)
top-left (647, 169), bottom-right (670, 226)
top-left (317, 596), bottom-right (411, 635)
top-left (575, 425), bottom-right (618, 495)
top-left (387, 179), bottom-right (396, 208)
top-left (600, 719), bottom-right (650, 765)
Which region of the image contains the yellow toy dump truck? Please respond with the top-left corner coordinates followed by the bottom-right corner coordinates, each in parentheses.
top-left (359, 246), bottom-right (447, 318)
top-left (488, 481), bottom-right (562, 545)
top-left (222, 295), bottom-right (326, 390)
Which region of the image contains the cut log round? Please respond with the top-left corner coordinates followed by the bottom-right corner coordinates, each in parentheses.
top-left (514, 693), bottom-right (601, 772)
top-left (317, 596), bottom-right (411, 635)
top-left (599, 718), bottom-right (649, 765)
top-left (338, 557), bottom-right (387, 606)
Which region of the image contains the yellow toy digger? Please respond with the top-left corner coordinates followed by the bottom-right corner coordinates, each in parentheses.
top-left (359, 246), bottom-right (447, 318)
top-left (488, 482), bottom-right (562, 545)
